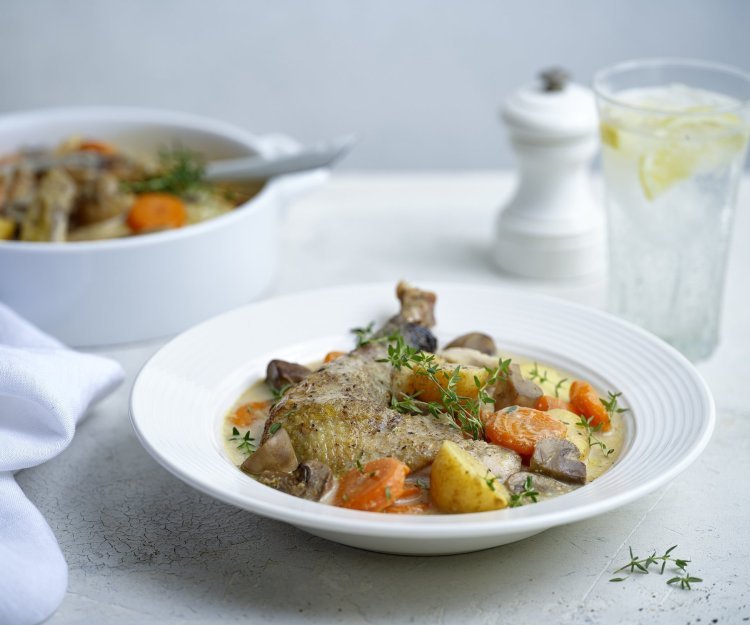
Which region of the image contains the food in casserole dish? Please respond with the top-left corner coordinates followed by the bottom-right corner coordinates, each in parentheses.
top-left (0, 137), bottom-right (262, 242)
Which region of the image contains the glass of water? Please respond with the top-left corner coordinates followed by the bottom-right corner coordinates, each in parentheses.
top-left (593, 59), bottom-right (750, 361)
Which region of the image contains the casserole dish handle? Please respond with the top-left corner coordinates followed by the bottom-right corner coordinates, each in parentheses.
top-left (256, 133), bottom-right (330, 209)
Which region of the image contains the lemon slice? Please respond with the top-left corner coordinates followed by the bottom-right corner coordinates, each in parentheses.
top-left (638, 147), bottom-right (697, 200)
top-left (638, 114), bottom-right (748, 200)
top-left (600, 122), bottom-right (619, 149)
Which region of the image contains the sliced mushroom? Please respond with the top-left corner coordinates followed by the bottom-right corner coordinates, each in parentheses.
top-left (530, 438), bottom-right (587, 484)
top-left (241, 428), bottom-right (298, 474)
top-left (265, 359), bottom-right (311, 391)
top-left (493, 364), bottom-right (543, 409)
top-left (254, 461), bottom-right (334, 501)
top-left (440, 347), bottom-right (499, 369)
top-left (506, 470), bottom-right (576, 499)
top-left (296, 461), bottom-right (335, 501)
top-left (445, 332), bottom-right (496, 355)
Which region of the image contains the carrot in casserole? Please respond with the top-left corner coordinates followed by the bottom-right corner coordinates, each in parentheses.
top-left (536, 395), bottom-right (574, 412)
top-left (324, 351), bottom-right (346, 363)
top-left (335, 457), bottom-right (410, 512)
top-left (230, 401), bottom-right (271, 427)
top-left (569, 380), bottom-right (611, 432)
top-left (77, 139), bottom-right (117, 155)
top-left (127, 192), bottom-right (187, 233)
top-left (485, 406), bottom-right (567, 458)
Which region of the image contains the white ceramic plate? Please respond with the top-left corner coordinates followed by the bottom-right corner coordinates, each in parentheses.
top-left (130, 283), bottom-right (715, 555)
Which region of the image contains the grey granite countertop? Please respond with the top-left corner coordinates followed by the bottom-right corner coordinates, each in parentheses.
top-left (22, 173), bottom-right (750, 624)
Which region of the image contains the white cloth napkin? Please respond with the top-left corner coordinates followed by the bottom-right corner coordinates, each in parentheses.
top-left (0, 304), bottom-right (124, 625)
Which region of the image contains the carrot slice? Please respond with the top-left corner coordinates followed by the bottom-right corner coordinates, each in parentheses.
top-left (569, 380), bottom-right (611, 432)
top-left (396, 484), bottom-right (423, 501)
top-left (230, 401), bottom-right (270, 427)
top-left (536, 395), bottom-right (574, 412)
top-left (78, 139), bottom-right (117, 155)
top-left (324, 351), bottom-right (346, 363)
top-left (485, 406), bottom-right (567, 458)
top-left (335, 457), bottom-right (410, 512)
top-left (384, 502), bottom-right (429, 514)
top-left (127, 193), bottom-right (186, 233)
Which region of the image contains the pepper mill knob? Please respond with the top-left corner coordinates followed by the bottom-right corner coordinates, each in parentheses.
top-left (493, 69), bottom-right (606, 280)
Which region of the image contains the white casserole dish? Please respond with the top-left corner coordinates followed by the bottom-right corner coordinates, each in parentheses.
top-left (0, 107), bottom-right (326, 346)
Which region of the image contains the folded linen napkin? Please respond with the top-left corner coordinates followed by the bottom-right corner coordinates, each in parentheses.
top-left (0, 304), bottom-right (124, 625)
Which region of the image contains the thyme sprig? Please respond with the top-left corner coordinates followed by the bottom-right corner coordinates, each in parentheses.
top-left (229, 427), bottom-right (256, 455)
top-left (350, 322), bottom-right (397, 349)
top-left (576, 414), bottom-right (616, 457)
top-left (667, 572), bottom-right (703, 590)
top-left (609, 546), bottom-right (700, 589)
top-left (484, 471), bottom-right (499, 492)
top-left (600, 391), bottom-right (630, 421)
top-left (122, 146), bottom-right (207, 196)
top-left (527, 362), bottom-right (550, 386)
top-left (270, 383), bottom-right (292, 404)
top-left (380, 333), bottom-right (511, 440)
top-left (351, 322), bottom-right (377, 348)
top-left (509, 476), bottom-right (539, 508)
top-left (554, 377), bottom-right (568, 398)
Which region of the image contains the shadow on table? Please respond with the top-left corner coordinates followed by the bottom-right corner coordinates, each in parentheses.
top-left (36, 424), bottom-right (612, 623)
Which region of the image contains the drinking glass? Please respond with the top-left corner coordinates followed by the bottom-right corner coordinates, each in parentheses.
top-left (593, 59), bottom-right (750, 360)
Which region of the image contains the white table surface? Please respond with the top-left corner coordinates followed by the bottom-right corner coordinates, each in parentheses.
top-left (21, 173), bottom-right (750, 624)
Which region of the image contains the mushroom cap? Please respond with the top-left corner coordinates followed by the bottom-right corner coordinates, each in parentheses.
top-left (241, 428), bottom-right (299, 474)
top-left (530, 437), bottom-right (587, 484)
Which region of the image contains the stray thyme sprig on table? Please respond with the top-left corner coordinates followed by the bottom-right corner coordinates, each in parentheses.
top-left (609, 545), bottom-right (701, 589)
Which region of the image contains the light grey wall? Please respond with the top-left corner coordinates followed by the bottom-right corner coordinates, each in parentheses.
top-left (0, 0), bottom-right (748, 169)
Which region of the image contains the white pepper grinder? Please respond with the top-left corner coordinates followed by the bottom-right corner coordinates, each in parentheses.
top-left (493, 68), bottom-right (606, 280)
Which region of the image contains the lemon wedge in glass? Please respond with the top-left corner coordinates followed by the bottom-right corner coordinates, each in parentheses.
top-left (636, 114), bottom-right (748, 200)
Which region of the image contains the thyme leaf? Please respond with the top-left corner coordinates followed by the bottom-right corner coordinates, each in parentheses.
top-left (527, 362), bottom-right (550, 385)
top-left (351, 322), bottom-right (377, 348)
top-left (576, 414), bottom-right (615, 457)
top-left (509, 476), bottom-right (539, 508)
top-left (600, 391), bottom-right (630, 421)
top-left (270, 383), bottom-right (292, 404)
top-left (229, 427), bottom-right (256, 455)
top-left (122, 146), bottom-right (207, 196)
top-left (553, 377), bottom-right (568, 398)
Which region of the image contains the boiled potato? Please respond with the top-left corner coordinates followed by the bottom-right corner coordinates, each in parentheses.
top-left (430, 441), bottom-right (509, 513)
top-left (0, 217), bottom-right (15, 240)
top-left (547, 408), bottom-right (590, 461)
top-left (397, 363), bottom-right (490, 404)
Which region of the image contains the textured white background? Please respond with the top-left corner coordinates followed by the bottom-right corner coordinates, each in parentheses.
top-left (0, 0), bottom-right (748, 169)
